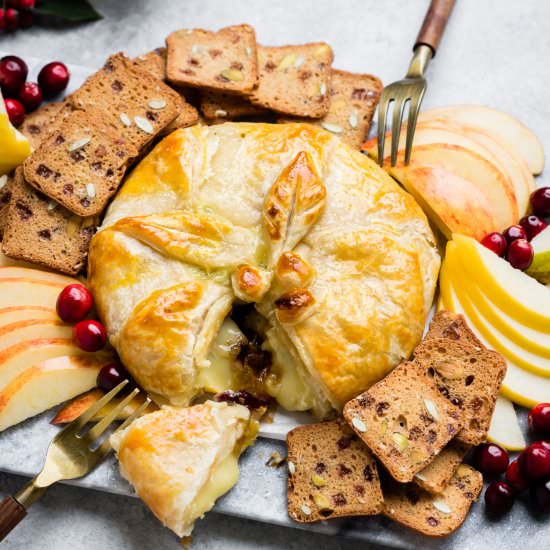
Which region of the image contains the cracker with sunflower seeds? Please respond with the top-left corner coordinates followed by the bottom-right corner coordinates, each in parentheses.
top-left (199, 90), bottom-right (270, 121)
top-left (166, 24), bottom-right (258, 94)
top-left (343, 361), bottom-right (464, 483)
top-left (2, 168), bottom-right (97, 275)
top-left (278, 69), bottom-right (382, 148)
top-left (286, 420), bottom-right (383, 523)
top-left (249, 43), bottom-right (333, 118)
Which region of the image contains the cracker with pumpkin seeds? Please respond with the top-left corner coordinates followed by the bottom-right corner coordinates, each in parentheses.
top-left (23, 109), bottom-right (138, 217)
top-left (413, 439), bottom-right (471, 494)
top-left (287, 420), bottom-right (383, 523)
top-left (278, 69), bottom-right (382, 148)
top-left (249, 43), bottom-right (334, 118)
top-left (2, 168), bottom-right (97, 275)
top-left (69, 52), bottom-right (181, 151)
top-left (382, 464), bottom-right (483, 537)
top-left (200, 90), bottom-right (270, 121)
top-left (166, 24), bottom-right (258, 94)
top-left (343, 361), bottom-right (464, 483)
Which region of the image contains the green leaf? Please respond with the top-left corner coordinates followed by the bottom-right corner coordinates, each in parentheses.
top-left (34, 0), bottom-right (103, 22)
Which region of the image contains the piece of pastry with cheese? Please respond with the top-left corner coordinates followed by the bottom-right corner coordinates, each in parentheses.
top-left (89, 122), bottom-right (440, 416)
top-left (110, 400), bottom-right (253, 537)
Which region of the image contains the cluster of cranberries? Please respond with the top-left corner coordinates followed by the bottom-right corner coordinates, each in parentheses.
top-left (474, 403), bottom-right (550, 515)
top-left (481, 187), bottom-right (550, 271)
top-left (0, 0), bottom-right (36, 32)
top-left (1, 54), bottom-right (70, 127)
top-left (56, 284), bottom-right (130, 392)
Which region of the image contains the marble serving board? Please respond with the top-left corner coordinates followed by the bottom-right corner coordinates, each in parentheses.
top-left (0, 56), bottom-right (549, 550)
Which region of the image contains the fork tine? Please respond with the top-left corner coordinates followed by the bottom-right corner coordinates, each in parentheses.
top-left (85, 387), bottom-right (140, 442)
top-left (404, 87), bottom-right (426, 165)
top-left (94, 396), bottom-right (152, 457)
top-left (377, 95), bottom-right (391, 166)
top-left (390, 98), bottom-right (408, 167)
top-left (57, 380), bottom-right (129, 437)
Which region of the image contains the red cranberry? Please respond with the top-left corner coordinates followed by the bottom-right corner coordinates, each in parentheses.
top-left (38, 62), bottom-right (70, 98)
top-left (97, 363), bottom-right (129, 392)
top-left (73, 319), bottom-right (107, 352)
top-left (531, 187), bottom-right (550, 217)
top-left (4, 8), bottom-right (18, 31)
top-left (4, 98), bottom-right (25, 126)
top-left (505, 459), bottom-right (529, 493)
top-left (473, 442), bottom-right (509, 475)
top-left (0, 55), bottom-right (28, 96)
top-left (503, 224), bottom-right (527, 244)
top-left (529, 404), bottom-right (550, 435)
top-left (56, 284), bottom-right (93, 323)
top-left (521, 442), bottom-right (550, 479)
top-left (481, 232), bottom-right (507, 257)
top-left (531, 478), bottom-right (550, 513)
top-left (18, 81), bottom-right (42, 112)
top-left (507, 239), bottom-right (533, 270)
top-left (485, 481), bottom-right (515, 515)
top-left (520, 215), bottom-right (548, 241)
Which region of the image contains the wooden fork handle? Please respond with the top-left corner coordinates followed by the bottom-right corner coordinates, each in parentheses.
top-left (414, 0), bottom-right (456, 56)
top-left (0, 496), bottom-right (26, 541)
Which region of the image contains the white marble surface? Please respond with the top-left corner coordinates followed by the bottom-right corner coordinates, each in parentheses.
top-left (1, 0), bottom-right (550, 548)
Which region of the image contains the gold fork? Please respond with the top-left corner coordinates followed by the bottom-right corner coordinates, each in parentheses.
top-left (377, 0), bottom-right (456, 167)
top-left (0, 381), bottom-right (150, 541)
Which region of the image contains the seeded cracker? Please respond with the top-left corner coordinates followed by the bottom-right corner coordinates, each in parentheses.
top-left (0, 172), bottom-right (15, 239)
top-left (2, 168), bottom-right (97, 275)
top-left (382, 464), bottom-right (483, 537)
top-left (200, 90), bottom-right (270, 121)
top-left (249, 43), bottom-right (334, 118)
top-left (69, 53), bottom-right (181, 151)
top-left (132, 47), bottom-right (167, 81)
top-left (425, 310), bottom-right (484, 349)
top-left (18, 101), bottom-right (71, 150)
top-left (278, 69), bottom-right (382, 148)
top-left (287, 420), bottom-right (383, 523)
top-left (343, 361), bottom-right (464, 483)
top-left (413, 338), bottom-right (507, 446)
top-left (23, 109), bottom-right (138, 217)
top-left (414, 439), bottom-right (471, 494)
top-left (166, 24), bottom-right (258, 94)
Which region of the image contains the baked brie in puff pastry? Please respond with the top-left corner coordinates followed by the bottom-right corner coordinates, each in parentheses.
top-left (89, 123), bottom-right (439, 416)
top-left (110, 401), bottom-right (252, 537)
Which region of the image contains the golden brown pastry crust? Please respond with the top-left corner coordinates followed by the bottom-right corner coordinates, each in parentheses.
top-left (89, 123), bottom-right (439, 412)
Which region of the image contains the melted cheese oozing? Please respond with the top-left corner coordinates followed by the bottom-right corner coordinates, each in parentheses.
top-left (197, 318), bottom-right (244, 393)
top-left (264, 328), bottom-right (315, 411)
top-left (189, 452), bottom-right (239, 520)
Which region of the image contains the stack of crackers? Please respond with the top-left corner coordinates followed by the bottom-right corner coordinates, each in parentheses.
top-left (0, 23), bottom-right (382, 277)
top-left (287, 311), bottom-right (507, 537)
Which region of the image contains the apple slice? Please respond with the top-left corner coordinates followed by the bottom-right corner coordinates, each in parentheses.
top-left (0, 320), bottom-right (73, 350)
top-left (0, 306), bottom-right (58, 325)
top-left (488, 396), bottom-right (526, 451)
top-left (445, 246), bottom-right (550, 376)
top-left (0, 266), bottom-right (77, 287)
top-left (51, 388), bottom-right (156, 424)
top-left (439, 255), bottom-right (550, 407)
top-left (420, 105), bottom-right (545, 175)
top-left (389, 144), bottom-right (518, 229)
top-left (0, 339), bottom-right (83, 390)
top-left (452, 233), bottom-right (550, 331)
top-left (0, 355), bottom-right (107, 431)
top-left (0, 280), bottom-right (65, 309)
top-left (399, 165), bottom-right (499, 240)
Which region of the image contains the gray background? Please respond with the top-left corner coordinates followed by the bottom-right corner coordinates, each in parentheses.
top-left (1, 0), bottom-right (550, 548)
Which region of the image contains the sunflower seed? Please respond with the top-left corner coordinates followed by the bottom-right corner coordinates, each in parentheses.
top-left (47, 200), bottom-right (58, 212)
top-left (119, 113), bottom-right (132, 127)
top-left (0, 175), bottom-right (7, 190)
top-left (214, 109), bottom-right (228, 118)
top-left (245, 46), bottom-right (253, 57)
top-left (348, 111), bottom-right (359, 128)
top-left (432, 499), bottom-right (452, 514)
top-left (321, 122), bottom-right (343, 134)
top-left (288, 461), bottom-right (296, 475)
top-left (134, 116), bottom-right (154, 134)
top-left (294, 55), bottom-right (305, 68)
top-left (86, 183), bottom-right (96, 198)
top-left (415, 472), bottom-right (427, 481)
top-left (148, 98), bottom-right (167, 110)
top-left (300, 504), bottom-right (312, 515)
top-left (191, 44), bottom-right (205, 55)
top-left (67, 137), bottom-right (91, 152)
top-left (319, 83), bottom-right (327, 96)
top-left (351, 417), bottom-right (367, 432)
top-left (423, 398), bottom-right (440, 420)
